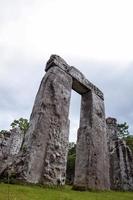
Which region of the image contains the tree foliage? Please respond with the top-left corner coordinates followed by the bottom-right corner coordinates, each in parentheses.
top-left (66, 142), bottom-right (76, 184)
top-left (0, 118), bottom-right (29, 137)
top-left (125, 135), bottom-right (133, 153)
top-left (10, 118), bottom-right (29, 134)
top-left (117, 122), bottom-right (129, 138)
top-left (117, 122), bottom-right (133, 153)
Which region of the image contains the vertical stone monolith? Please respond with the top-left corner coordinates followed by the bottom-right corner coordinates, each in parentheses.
top-left (74, 91), bottom-right (110, 190)
top-left (0, 128), bottom-right (24, 176)
top-left (106, 118), bottom-right (133, 191)
top-left (23, 66), bottom-right (72, 185)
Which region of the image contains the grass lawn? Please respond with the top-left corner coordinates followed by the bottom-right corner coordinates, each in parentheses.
top-left (0, 183), bottom-right (133, 200)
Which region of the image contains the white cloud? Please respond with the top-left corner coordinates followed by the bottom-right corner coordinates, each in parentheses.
top-left (1, 0), bottom-right (133, 62)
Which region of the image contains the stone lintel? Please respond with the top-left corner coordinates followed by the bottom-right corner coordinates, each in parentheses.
top-left (45, 55), bottom-right (104, 100)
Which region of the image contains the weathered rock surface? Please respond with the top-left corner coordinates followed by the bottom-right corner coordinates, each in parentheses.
top-left (0, 128), bottom-right (24, 176)
top-left (21, 66), bottom-right (73, 185)
top-left (8, 128), bottom-right (24, 156)
top-left (0, 131), bottom-right (10, 158)
top-left (0, 128), bottom-right (24, 158)
top-left (74, 92), bottom-right (110, 190)
top-left (106, 118), bottom-right (133, 191)
top-left (0, 131), bottom-right (11, 172)
top-left (46, 55), bottom-right (104, 99)
top-left (17, 55), bottom-right (109, 190)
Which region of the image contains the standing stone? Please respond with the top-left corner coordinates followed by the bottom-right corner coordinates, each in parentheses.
top-left (0, 131), bottom-right (11, 173)
top-left (0, 131), bottom-right (11, 160)
top-left (8, 128), bottom-right (24, 156)
top-left (74, 91), bottom-right (110, 190)
top-left (23, 66), bottom-right (72, 185)
top-left (106, 117), bottom-right (133, 191)
top-left (0, 55), bottom-right (111, 190)
top-left (0, 128), bottom-right (24, 176)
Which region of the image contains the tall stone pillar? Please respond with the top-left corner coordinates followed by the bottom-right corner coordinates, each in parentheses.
top-left (74, 91), bottom-right (110, 190)
top-left (106, 118), bottom-right (133, 191)
top-left (23, 66), bottom-right (72, 185)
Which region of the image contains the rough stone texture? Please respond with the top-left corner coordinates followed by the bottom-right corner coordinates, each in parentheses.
top-left (0, 131), bottom-right (11, 160)
top-left (106, 118), bottom-right (133, 191)
top-left (46, 55), bottom-right (104, 100)
top-left (15, 55), bottom-right (108, 190)
top-left (0, 128), bottom-right (24, 175)
top-left (74, 91), bottom-right (110, 190)
top-left (22, 66), bottom-right (72, 185)
top-left (8, 128), bottom-right (24, 156)
top-left (0, 131), bottom-right (11, 172)
top-left (0, 128), bottom-right (24, 158)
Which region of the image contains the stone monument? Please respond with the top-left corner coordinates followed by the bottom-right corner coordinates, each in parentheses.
top-left (21, 55), bottom-right (110, 190)
top-left (0, 55), bottom-right (133, 191)
top-left (106, 118), bottom-right (133, 190)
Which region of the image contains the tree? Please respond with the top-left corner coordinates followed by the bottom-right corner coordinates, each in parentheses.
top-left (117, 122), bottom-right (129, 138)
top-left (10, 118), bottom-right (29, 134)
top-left (125, 135), bottom-right (133, 153)
top-left (66, 142), bottom-right (76, 184)
top-left (68, 142), bottom-right (76, 155)
top-left (117, 122), bottom-right (133, 153)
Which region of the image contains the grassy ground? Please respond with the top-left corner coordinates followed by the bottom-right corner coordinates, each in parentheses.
top-left (0, 183), bottom-right (133, 200)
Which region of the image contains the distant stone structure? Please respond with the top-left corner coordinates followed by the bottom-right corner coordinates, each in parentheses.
top-left (0, 55), bottom-right (133, 191)
top-left (106, 118), bottom-right (133, 190)
top-left (0, 128), bottom-right (24, 174)
top-left (0, 131), bottom-right (11, 168)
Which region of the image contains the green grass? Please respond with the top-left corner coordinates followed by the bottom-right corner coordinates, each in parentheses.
top-left (0, 183), bottom-right (133, 200)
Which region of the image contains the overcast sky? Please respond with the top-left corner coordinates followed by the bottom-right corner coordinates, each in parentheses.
top-left (0, 0), bottom-right (133, 142)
